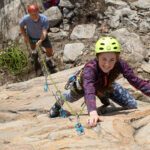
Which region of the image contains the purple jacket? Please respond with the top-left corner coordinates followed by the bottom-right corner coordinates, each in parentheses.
top-left (83, 58), bottom-right (150, 113)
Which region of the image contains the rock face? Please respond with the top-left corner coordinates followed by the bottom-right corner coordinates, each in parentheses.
top-left (0, 2), bottom-right (150, 148)
top-left (0, 0), bottom-right (150, 86)
top-left (0, 66), bottom-right (150, 150)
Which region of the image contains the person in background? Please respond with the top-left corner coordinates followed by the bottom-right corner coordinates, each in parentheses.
top-left (19, 4), bottom-right (56, 74)
top-left (42, 0), bottom-right (60, 10)
top-left (49, 36), bottom-right (150, 127)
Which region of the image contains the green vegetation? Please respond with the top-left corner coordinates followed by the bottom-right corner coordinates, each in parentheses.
top-left (0, 44), bottom-right (29, 75)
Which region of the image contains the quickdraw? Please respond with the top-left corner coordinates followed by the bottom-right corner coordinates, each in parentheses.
top-left (75, 122), bottom-right (84, 135)
top-left (44, 75), bottom-right (49, 92)
top-left (74, 115), bottom-right (84, 135)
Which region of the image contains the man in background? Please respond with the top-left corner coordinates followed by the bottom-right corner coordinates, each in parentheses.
top-left (19, 4), bottom-right (56, 75)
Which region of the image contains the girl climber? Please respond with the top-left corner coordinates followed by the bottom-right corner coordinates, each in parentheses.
top-left (49, 36), bottom-right (150, 127)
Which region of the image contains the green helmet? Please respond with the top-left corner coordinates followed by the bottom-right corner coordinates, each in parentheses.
top-left (95, 36), bottom-right (121, 54)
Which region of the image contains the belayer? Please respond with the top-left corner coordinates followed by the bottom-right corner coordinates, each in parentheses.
top-left (49, 36), bottom-right (150, 127)
top-left (19, 4), bottom-right (56, 74)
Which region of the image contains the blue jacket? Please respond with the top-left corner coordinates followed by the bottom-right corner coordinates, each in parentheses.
top-left (83, 58), bottom-right (150, 112)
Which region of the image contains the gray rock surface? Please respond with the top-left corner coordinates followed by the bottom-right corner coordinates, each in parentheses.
top-left (0, 66), bottom-right (150, 150)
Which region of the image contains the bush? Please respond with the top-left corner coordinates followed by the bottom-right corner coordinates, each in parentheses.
top-left (0, 44), bottom-right (28, 75)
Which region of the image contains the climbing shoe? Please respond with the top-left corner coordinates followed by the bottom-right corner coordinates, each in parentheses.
top-left (31, 52), bottom-right (38, 64)
top-left (46, 59), bottom-right (57, 74)
top-left (49, 102), bottom-right (61, 118)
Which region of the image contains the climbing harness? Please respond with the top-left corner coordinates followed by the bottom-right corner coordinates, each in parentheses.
top-left (65, 74), bottom-right (76, 90)
top-left (65, 68), bottom-right (83, 91)
top-left (37, 46), bottom-right (86, 135)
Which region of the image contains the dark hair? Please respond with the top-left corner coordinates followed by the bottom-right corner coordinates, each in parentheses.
top-left (107, 61), bottom-right (121, 91)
